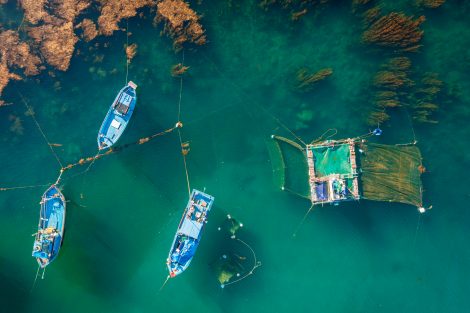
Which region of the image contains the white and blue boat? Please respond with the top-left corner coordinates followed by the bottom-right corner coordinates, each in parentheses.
top-left (32, 185), bottom-right (66, 268)
top-left (167, 190), bottom-right (215, 278)
top-left (97, 81), bottom-right (137, 150)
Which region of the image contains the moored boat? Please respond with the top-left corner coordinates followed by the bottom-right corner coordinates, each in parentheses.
top-left (97, 81), bottom-right (137, 150)
top-left (167, 189), bottom-right (215, 277)
top-left (32, 185), bottom-right (66, 268)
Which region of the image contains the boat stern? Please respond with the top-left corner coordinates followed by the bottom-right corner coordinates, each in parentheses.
top-left (167, 262), bottom-right (184, 278)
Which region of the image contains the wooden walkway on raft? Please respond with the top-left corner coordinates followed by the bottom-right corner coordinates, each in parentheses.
top-left (306, 140), bottom-right (360, 204)
top-left (306, 146), bottom-right (317, 203)
top-left (347, 139), bottom-right (360, 199)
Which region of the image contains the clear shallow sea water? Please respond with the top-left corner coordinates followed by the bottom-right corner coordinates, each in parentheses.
top-left (1, 1), bottom-right (469, 312)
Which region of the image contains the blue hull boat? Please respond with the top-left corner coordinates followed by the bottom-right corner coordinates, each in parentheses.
top-left (167, 190), bottom-right (215, 277)
top-left (32, 185), bottom-right (66, 268)
top-left (97, 81), bottom-right (137, 150)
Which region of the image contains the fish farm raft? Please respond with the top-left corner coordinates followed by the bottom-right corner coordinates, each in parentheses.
top-left (269, 135), bottom-right (426, 211)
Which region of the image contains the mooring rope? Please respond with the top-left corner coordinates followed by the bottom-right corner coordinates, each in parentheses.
top-left (200, 52), bottom-right (307, 146)
top-left (125, 18), bottom-right (130, 85)
top-left (158, 275), bottom-right (171, 293)
top-left (412, 212), bottom-right (422, 250)
top-left (41, 267), bottom-right (46, 280)
top-left (175, 49), bottom-right (191, 198)
top-left (0, 182), bottom-right (52, 192)
top-left (18, 93), bottom-right (64, 169)
top-left (222, 238), bottom-right (262, 288)
top-left (292, 203), bottom-right (315, 237)
top-left (310, 128), bottom-right (338, 144)
top-left (30, 264), bottom-right (41, 292)
top-left (404, 108), bottom-right (418, 143)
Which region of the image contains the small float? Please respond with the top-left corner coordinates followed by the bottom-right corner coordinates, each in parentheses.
top-left (97, 81), bottom-right (137, 150)
top-left (167, 189), bottom-right (214, 278)
top-left (32, 185), bottom-right (66, 268)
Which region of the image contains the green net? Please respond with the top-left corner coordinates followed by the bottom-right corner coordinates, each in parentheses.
top-left (359, 143), bottom-right (423, 207)
top-left (312, 144), bottom-right (353, 176)
top-left (268, 136), bottom-right (310, 199)
top-left (266, 138), bottom-right (286, 190)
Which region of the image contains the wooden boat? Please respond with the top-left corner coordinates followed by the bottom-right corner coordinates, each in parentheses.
top-left (167, 189), bottom-right (215, 277)
top-left (97, 81), bottom-right (137, 150)
top-left (32, 185), bottom-right (66, 268)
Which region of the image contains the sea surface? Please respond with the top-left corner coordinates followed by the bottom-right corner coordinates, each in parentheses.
top-left (1, 1), bottom-right (469, 312)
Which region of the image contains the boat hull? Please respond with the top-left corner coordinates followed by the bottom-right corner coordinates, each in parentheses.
top-left (97, 81), bottom-right (137, 150)
top-left (167, 189), bottom-right (215, 277)
top-left (32, 185), bottom-right (66, 268)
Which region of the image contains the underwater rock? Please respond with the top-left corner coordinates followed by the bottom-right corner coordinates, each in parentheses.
top-left (8, 114), bottom-right (24, 135)
top-left (363, 12), bottom-right (425, 52)
top-left (156, 0), bottom-right (207, 51)
top-left (296, 67), bottom-right (333, 92)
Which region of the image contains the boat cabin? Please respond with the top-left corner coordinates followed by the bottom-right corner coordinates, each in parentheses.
top-left (114, 92), bottom-right (132, 115)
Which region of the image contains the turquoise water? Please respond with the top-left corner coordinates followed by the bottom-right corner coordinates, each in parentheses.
top-left (1, 1), bottom-right (469, 312)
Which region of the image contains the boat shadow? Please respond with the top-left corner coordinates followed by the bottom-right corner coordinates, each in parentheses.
top-left (0, 257), bottom-right (32, 313)
top-left (55, 196), bottom-right (139, 298)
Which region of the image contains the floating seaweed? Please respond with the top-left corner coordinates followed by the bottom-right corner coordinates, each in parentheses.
top-left (366, 55), bottom-right (444, 125)
top-left (171, 63), bottom-right (189, 77)
top-left (155, 0), bottom-right (207, 51)
top-left (362, 6), bottom-right (381, 26)
top-left (363, 12), bottom-right (426, 52)
top-left (1, 0), bottom-right (207, 103)
top-left (97, 0), bottom-right (152, 36)
top-left (77, 19), bottom-right (98, 42)
top-left (296, 67), bottom-right (333, 92)
top-left (416, 0), bottom-right (446, 9)
top-left (260, 0), bottom-right (331, 20)
top-left (126, 43), bottom-right (138, 64)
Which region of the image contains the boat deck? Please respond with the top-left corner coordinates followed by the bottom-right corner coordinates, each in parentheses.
top-left (33, 185), bottom-right (65, 267)
top-left (98, 82), bottom-right (137, 150)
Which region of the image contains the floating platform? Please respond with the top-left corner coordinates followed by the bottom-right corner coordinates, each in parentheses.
top-left (271, 136), bottom-right (425, 209)
top-left (307, 139), bottom-right (360, 205)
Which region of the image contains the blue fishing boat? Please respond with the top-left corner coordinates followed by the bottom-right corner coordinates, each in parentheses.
top-left (167, 189), bottom-right (215, 277)
top-left (97, 81), bottom-right (137, 150)
top-left (32, 185), bottom-right (66, 268)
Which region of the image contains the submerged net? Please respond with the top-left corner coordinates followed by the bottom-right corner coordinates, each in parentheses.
top-left (359, 143), bottom-right (423, 207)
top-left (268, 136), bottom-right (310, 199)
